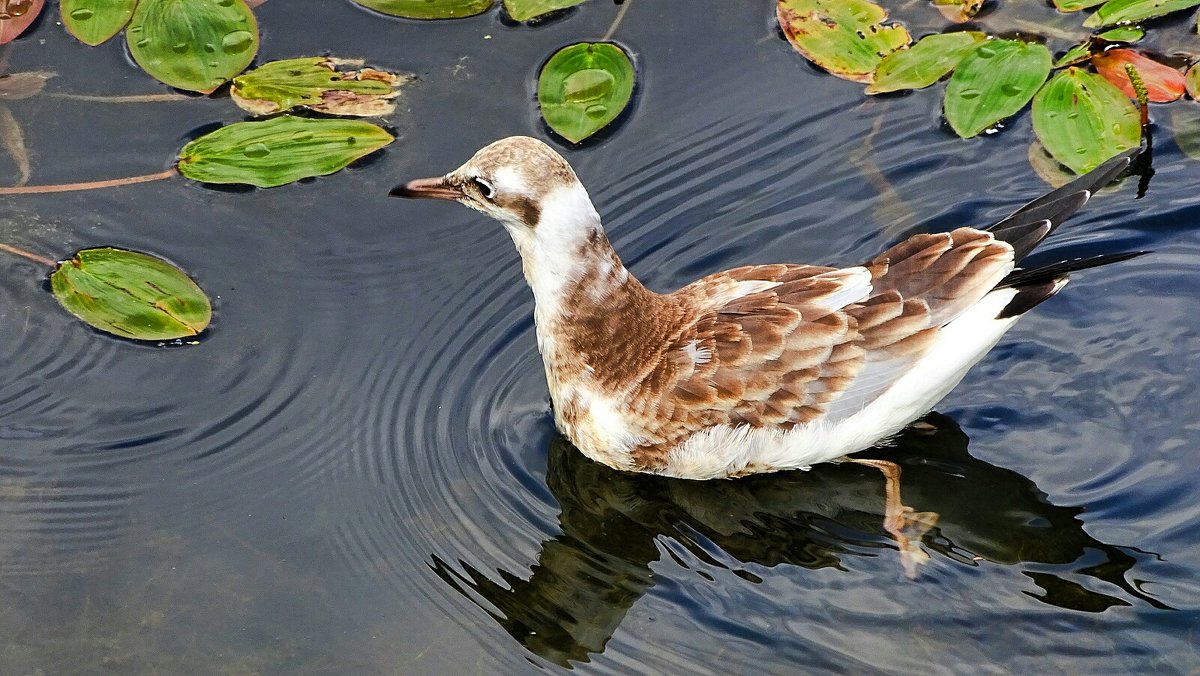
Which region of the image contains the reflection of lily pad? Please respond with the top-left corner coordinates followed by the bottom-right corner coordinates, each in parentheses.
top-left (177, 115), bottom-right (394, 188)
top-left (867, 32), bottom-right (985, 95)
top-left (50, 248), bottom-right (211, 341)
top-left (944, 39), bottom-right (1051, 138)
top-left (1083, 0), bottom-right (1200, 27)
top-left (1032, 68), bottom-right (1140, 174)
top-left (351, 0), bottom-right (493, 19)
top-left (503, 0), bottom-right (584, 21)
top-left (777, 0), bottom-right (910, 84)
top-left (1170, 105), bottom-right (1200, 160)
top-left (61, 0), bottom-right (137, 46)
top-left (537, 42), bottom-right (635, 144)
top-left (231, 58), bottom-right (407, 117)
top-left (126, 0), bottom-right (259, 93)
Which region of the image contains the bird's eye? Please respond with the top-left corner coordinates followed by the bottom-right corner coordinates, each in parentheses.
top-left (471, 177), bottom-right (496, 200)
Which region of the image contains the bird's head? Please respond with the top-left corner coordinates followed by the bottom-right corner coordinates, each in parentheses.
top-left (391, 136), bottom-right (593, 235)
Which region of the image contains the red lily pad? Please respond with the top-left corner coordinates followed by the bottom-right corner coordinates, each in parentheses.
top-left (0, 0), bottom-right (44, 44)
top-left (1092, 49), bottom-right (1186, 102)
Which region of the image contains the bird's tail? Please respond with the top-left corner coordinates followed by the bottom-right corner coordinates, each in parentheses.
top-left (995, 251), bottom-right (1149, 319)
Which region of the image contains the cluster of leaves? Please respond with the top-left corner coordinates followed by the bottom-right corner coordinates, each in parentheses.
top-left (778, 0), bottom-right (1200, 174)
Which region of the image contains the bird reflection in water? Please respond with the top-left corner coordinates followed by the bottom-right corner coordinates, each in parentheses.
top-left (430, 413), bottom-right (1168, 666)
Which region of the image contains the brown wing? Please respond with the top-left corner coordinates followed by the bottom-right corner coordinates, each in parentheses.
top-left (627, 227), bottom-right (1013, 470)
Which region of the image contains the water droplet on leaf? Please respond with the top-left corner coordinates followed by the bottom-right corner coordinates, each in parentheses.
top-left (585, 103), bottom-right (607, 119)
top-left (561, 68), bottom-right (615, 104)
top-left (242, 142), bottom-right (270, 158)
top-left (69, 8), bottom-right (95, 20)
top-left (221, 30), bottom-right (254, 55)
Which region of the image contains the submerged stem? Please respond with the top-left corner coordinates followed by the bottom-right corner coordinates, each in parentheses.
top-left (48, 93), bottom-right (193, 103)
top-left (0, 168), bottom-right (178, 195)
top-left (601, 0), bottom-right (632, 42)
top-left (0, 243), bottom-right (56, 267)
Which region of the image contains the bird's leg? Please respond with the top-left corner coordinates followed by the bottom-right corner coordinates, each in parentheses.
top-left (848, 458), bottom-right (939, 579)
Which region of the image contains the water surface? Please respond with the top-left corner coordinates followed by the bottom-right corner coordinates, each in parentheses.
top-left (1, 1), bottom-right (1198, 673)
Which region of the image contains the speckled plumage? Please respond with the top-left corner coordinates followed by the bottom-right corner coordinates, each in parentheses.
top-left (394, 137), bottom-right (1141, 481)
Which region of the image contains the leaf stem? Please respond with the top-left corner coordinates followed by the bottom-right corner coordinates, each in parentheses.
top-left (602, 0), bottom-right (632, 42)
top-left (0, 168), bottom-right (178, 195)
top-left (0, 243), bottom-right (56, 267)
top-left (48, 93), bottom-right (193, 103)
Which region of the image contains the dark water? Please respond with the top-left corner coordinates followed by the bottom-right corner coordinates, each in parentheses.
top-left (1, 1), bottom-right (1199, 672)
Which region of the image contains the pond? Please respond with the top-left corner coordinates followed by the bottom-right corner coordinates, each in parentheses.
top-left (1, 0), bottom-right (1199, 672)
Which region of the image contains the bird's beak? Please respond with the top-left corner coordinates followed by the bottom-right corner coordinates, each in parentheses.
top-left (389, 176), bottom-right (462, 200)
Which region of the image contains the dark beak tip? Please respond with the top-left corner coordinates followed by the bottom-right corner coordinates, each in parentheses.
top-left (388, 176), bottom-right (461, 200)
top-left (388, 184), bottom-right (414, 199)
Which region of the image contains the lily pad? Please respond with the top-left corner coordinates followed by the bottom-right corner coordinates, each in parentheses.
top-left (503, 0), bottom-right (584, 21)
top-left (1053, 0), bottom-right (1107, 10)
top-left (1093, 49), bottom-right (1185, 102)
top-left (1095, 26), bottom-right (1145, 42)
top-left (177, 115), bottom-right (394, 188)
top-left (1032, 68), bottom-right (1141, 174)
top-left (50, 248), bottom-right (211, 341)
top-left (350, 0), bottom-right (493, 19)
top-left (1055, 42), bottom-right (1093, 68)
top-left (777, 0), bottom-right (910, 84)
top-left (61, 0), bottom-right (136, 46)
top-left (0, 0), bottom-right (44, 44)
top-left (126, 0), bottom-right (259, 93)
top-left (944, 40), bottom-right (1052, 138)
top-left (867, 32), bottom-right (985, 95)
top-left (231, 58), bottom-right (407, 117)
top-left (934, 0), bottom-right (983, 23)
top-left (1186, 62), bottom-right (1199, 99)
top-left (537, 42), bottom-right (634, 144)
top-left (1083, 0), bottom-right (1200, 27)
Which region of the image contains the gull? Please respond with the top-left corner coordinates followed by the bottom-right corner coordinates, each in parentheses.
top-left (393, 137), bottom-right (1142, 575)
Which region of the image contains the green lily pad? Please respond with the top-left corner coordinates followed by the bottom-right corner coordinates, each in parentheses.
top-left (944, 39), bottom-right (1051, 138)
top-left (350, 0), bottom-right (493, 19)
top-left (61, 0), bottom-right (136, 46)
top-left (1083, 0), bottom-right (1200, 27)
top-left (503, 0), bottom-right (584, 21)
top-left (867, 32), bottom-right (985, 95)
top-left (50, 248), bottom-right (211, 341)
top-left (177, 115), bottom-right (394, 188)
top-left (0, 0), bottom-right (44, 44)
top-left (1095, 26), bottom-right (1145, 41)
top-left (1054, 42), bottom-right (1093, 68)
top-left (537, 42), bottom-right (634, 144)
top-left (1053, 0), bottom-right (1106, 10)
top-left (1032, 68), bottom-right (1140, 174)
top-left (231, 57), bottom-right (407, 117)
top-left (1186, 62), bottom-right (1199, 99)
top-left (777, 0), bottom-right (910, 84)
top-left (126, 0), bottom-right (259, 93)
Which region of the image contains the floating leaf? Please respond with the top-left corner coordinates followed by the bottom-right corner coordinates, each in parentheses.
top-left (944, 40), bottom-right (1052, 138)
top-left (177, 115), bottom-right (394, 188)
top-left (1083, 0), bottom-right (1200, 27)
top-left (777, 0), bottom-right (910, 84)
top-left (126, 0), bottom-right (259, 93)
top-left (350, 0), bottom-right (492, 19)
top-left (1093, 49), bottom-right (1185, 102)
top-left (231, 58), bottom-right (407, 117)
top-left (867, 32), bottom-right (985, 94)
top-left (61, 0), bottom-right (136, 46)
top-left (1186, 62), bottom-right (1199, 99)
top-left (1053, 0), bottom-right (1107, 9)
top-left (537, 42), bottom-right (634, 144)
top-left (50, 248), bottom-right (211, 341)
top-left (0, 0), bottom-right (44, 44)
top-left (1054, 42), bottom-right (1093, 68)
top-left (503, 0), bottom-right (584, 21)
top-left (1170, 105), bottom-right (1200, 160)
top-left (0, 70), bottom-right (55, 100)
top-left (934, 0), bottom-right (983, 23)
top-left (1032, 68), bottom-right (1140, 174)
top-left (1095, 26), bottom-right (1145, 42)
